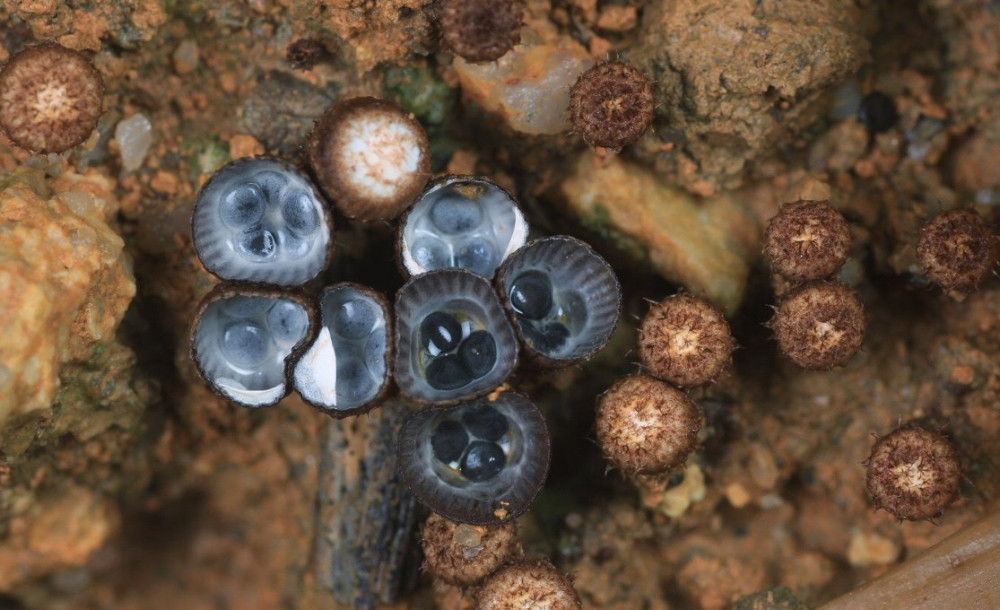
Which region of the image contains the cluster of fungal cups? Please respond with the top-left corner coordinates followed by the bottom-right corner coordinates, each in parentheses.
top-left (763, 200), bottom-right (866, 370)
top-left (189, 96), bottom-right (620, 589)
top-left (595, 294), bottom-right (734, 485)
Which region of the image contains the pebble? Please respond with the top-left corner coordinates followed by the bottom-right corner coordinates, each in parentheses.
top-left (114, 114), bottom-right (153, 172)
top-left (172, 39), bottom-right (199, 75)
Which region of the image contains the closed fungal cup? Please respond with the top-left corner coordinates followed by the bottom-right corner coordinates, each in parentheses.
top-left (395, 269), bottom-right (518, 405)
top-left (191, 285), bottom-right (314, 407)
top-left (397, 392), bottom-right (550, 525)
top-left (497, 236), bottom-right (621, 366)
top-left (398, 175), bottom-right (529, 279)
top-left (192, 157), bottom-right (332, 286)
top-left (293, 283), bottom-right (392, 417)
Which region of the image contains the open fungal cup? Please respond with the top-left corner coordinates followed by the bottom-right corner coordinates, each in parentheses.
top-left (497, 236), bottom-right (621, 366)
top-left (397, 392), bottom-right (550, 525)
top-left (395, 269), bottom-right (518, 405)
top-left (398, 175), bottom-right (529, 278)
top-left (191, 285), bottom-right (314, 408)
top-left (192, 157), bottom-right (332, 286)
top-left (293, 283), bottom-right (392, 417)
top-left (308, 97), bottom-right (430, 222)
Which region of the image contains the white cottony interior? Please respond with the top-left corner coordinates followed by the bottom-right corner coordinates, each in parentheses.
top-left (336, 114), bottom-right (424, 200)
top-left (401, 177), bottom-right (528, 278)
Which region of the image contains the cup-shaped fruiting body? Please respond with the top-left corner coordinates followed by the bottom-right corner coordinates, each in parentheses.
top-left (397, 392), bottom-right (550, 525)
top-left (638, 294), bottom-right (734, 388)
top-left (191, 284), bottom-right (315, 408)
top-left (422, 513), bottom-right (520, 587)
top-left (496, 236), bottom-right (621, 367)
top-left (568, 61), bottom-right (655, 149)
top-left (438, 0), bottom-right (524, 64)
top-left (0, 43), bottom-right (103, 153)
top-left (308, 97), bottom-right (430, 222)
top-left (398, 175), bottom-right (529, 279)
top-left (917, 209), bottom-right (997, 293)
top-left (763, 200), bottom-right (851, 282)
top-left (595, 375), bottom-right (702, 476)
top-left (192, 157), bottom-right (333, 286)
top-left (865, 424), bottom-right (961, 521)
top-left (475, 559), bottom-right (582, 610)
top-left (395, 269), bottom-right (518, 405)
top-left (292, 283), bottom-right (392, 417)
top-left (771, 280), bottom-right (865, 370)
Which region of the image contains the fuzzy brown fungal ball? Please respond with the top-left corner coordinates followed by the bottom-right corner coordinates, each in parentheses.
top-left (307, 97), bottom-right (430, 222)
top-left (771, 281), bottom-right (865, 370)
top-left (422, 513), bottom-right (520, 587)
top-left (438, 0), bottom-right (524, 64)
top-left (568, 61), bottom-right (655, 149)
top-left (917, 209), bottom-right (997, 293)
top-left (475, 559), bottom-right (581, 610)
top-left (595, 374), bottom-right (702, 476)
top-left (0, 43), bottom-right (103, 154)
top-left (763, 200), bottom-right (851, 282)
top-left (638, 294), bottom-right (734, 388)
top-left (865, 424), bottom-right (961, 521)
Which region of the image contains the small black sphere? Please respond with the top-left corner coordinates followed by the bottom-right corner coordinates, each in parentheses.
top-left (458, 331), bottom-right (497, 378)
top-left (520, 321), bottom-right (570, 354)
top-left (426, 354), bottom-right (472, 390)
top-left (431, 420), bottom-right (469, 464)
top-left (859, 91), bottom-right (898, 134)
top-left (509, 271), bottom-right (553, 320)
top-left (462, 404), bottom-right (509, 442)
top-left (461, 441), bottom-right (507, 482)
top-left (421, 311), bottom-right (462, 353)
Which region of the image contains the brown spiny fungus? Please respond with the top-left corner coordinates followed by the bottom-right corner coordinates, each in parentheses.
top-left (438, 0), bottom-right (524, 64)
top-left (638, 294), bottom-right (734, 388)
top-left (0, 43), bottom-right (103, 153)
top-left (475, 559), bottom-right (581, 610)
top-left (595, 374), bottom-right (702, 476)
top-left (422, 513), bottom-right (520, 587)
top-left (865, 424), bottom-right (961, 521)
top-left (763, 200), bottom-right (851, 282)
top-left (568, 61), bottom-right (655, 149)
top-left (307, 97), bottom-right (430, 222)
top-left (771, 280), bottom-right (865, 370)
top-left (285, 38), bottom-right (332, 71)
top-left (917, 209), bottom-right (997, 293)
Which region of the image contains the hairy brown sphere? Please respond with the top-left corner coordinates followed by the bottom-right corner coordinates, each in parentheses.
top-left (771, 281), bottom-right (865, 370)
top-left (439, 0), bottom-right (523, 63)
top-left (638, 294), bottom-right (734, 387)
top-left (569, 61), bottom-right (655, 149)
top-left (917, 209), bottom-right (997, 292)
top-left (476, 559), bottom-right (581, 610)
top-left (865, 424), bottom-right (961, 521)
top-left (422, 513), bottom-right (519, 587)
top-left (0, 43), bottom-right (103, 153)
top-left (763, 200), bottom-right (851, 282)
top-left (286, 38), bottom-right (330, 71)
top-left (595, 375), bottom-right (701, 476)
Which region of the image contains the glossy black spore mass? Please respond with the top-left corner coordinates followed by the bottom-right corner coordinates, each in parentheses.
top-left (432, 420), bottom-right (468, 463)
top-left (509, 271), bottom-right (553, 320)
top-left (859, 91), bottom-right (898, 134)
top-left (458, 331), bottom-right (497, 378)
top-left (421, 311), bottom-right (462, 353)
top-left (461, 441), bottom-right (506, 482)
top-left (426, 354), bottom-right (471, 390)
top-left (462, 404), bottom-right (509, 442)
